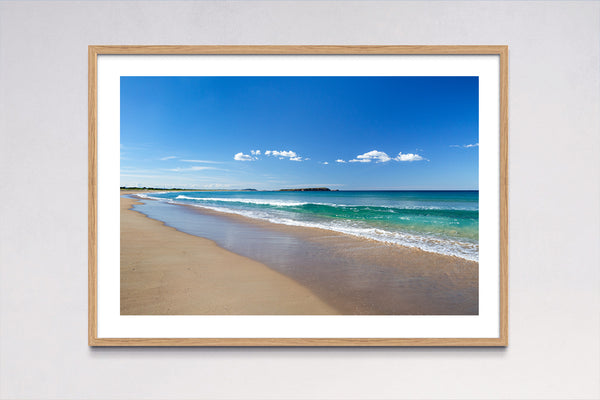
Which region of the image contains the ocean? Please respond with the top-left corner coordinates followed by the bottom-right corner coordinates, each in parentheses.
top-left (133, 190), bottom-right (479, 262)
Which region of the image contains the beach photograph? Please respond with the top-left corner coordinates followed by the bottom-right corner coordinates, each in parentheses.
top-left (120, 76), bottom-right (479, 315)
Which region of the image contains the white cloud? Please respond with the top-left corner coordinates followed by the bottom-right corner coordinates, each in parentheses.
top-left (266, 150), bottom-right (297, 158)
top-left (181, 159), bottom-right (223, 164)
top-left (451, 143), bottom-right (479, 148)
top-left (251, 150), bottom-right (261, 155)
top-left (160, 156), bottom-right (177, 161)
top-left (395, 152), bottom-right (425, 162)
top-left (322, 161), bottom-right (329, 165)
top-left (350, 150), bottom-right (392, 163)
top-left (349, 158), bottom-right (371, 163)
top-left (339, 150), bottom-right (426, 163)
top-left (234, 152), bottom-right (254, 161)
top-left (265, 150), bottom-right (305, 161)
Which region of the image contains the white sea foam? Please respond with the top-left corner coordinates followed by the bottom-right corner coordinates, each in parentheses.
top-left (182, 202), bottom-right (479, 261)
top-left (137, 194), bottom-right (479, 261)
top-left (175, 195), bottom-right (309, 207)
top-left (134, 193), bottom-right (165, 201)
top-left (173, 195), bottom-right (476, 211)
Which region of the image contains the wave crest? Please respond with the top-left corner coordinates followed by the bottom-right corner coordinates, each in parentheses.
top-left (187, 203), bottom-right (479, 261)
top-left (139, 193), bottom-right (479, 261)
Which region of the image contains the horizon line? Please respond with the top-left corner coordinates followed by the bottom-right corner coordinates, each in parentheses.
top-left (120, 186), bottom-right (479, 192)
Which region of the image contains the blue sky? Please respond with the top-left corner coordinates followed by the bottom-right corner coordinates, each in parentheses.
top-left (120, 76), bottom-right (479, 190)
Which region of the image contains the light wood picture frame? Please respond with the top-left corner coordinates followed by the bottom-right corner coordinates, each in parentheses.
top-left (89, 45), bottom-right (508, 346)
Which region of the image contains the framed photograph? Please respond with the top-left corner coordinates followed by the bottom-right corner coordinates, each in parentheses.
top-left (89, 45), bottom-right (508, 346)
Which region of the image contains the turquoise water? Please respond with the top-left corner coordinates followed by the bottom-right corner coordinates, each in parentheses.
top-left (136, 190), bottom-right (479, 261)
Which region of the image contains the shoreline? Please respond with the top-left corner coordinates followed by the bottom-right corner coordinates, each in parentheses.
top-left (123, 191), bottom-right (479, 315)
top-left (128, 190), bottom-right (477, 263)
top-left (120, 197), bottom-right (338, 315)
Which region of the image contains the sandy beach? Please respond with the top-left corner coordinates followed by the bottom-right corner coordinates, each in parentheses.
top-left (120, 196), bottom-right (337, 315)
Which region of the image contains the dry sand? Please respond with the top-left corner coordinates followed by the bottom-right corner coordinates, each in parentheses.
top-left (120, 197), bottom-right (338, 315)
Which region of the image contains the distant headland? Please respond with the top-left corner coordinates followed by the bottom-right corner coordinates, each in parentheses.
top-left (279, 187), bottom-right (334, 192)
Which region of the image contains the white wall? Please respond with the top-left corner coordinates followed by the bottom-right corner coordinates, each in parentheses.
top-left (0, 1), bottom-right (598, 399)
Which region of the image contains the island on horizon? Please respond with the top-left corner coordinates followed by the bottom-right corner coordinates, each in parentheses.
top-left (279, 187), bottom-right (334, 192)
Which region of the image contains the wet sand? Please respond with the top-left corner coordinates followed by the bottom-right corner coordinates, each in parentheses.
top-left (120, 197), bottom-right (337, 315)
top-left (123, 192), bottom-right (479, 315)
